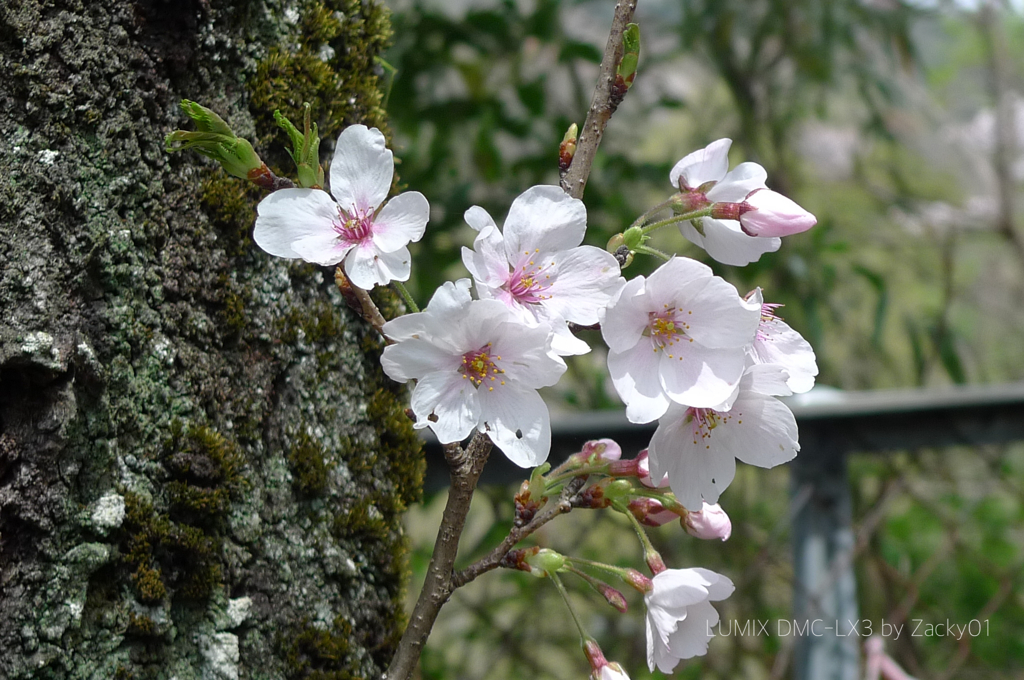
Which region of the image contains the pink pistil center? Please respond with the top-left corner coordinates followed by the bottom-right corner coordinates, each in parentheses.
top-left (505, 249), bottom-right (555, 305)
top-left (459, 343), bottom-right (506, 390)
top-left (334, 206), bottom-right (375, 246)
top-left (645, 307), bottom-right (693, 359)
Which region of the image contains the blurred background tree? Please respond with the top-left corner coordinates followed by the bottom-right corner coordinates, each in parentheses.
top-left (384, 0), bottom-right (1024, 678)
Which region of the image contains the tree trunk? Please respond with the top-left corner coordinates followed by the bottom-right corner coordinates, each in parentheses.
top-left (0, 1), bottom-right (422, 678)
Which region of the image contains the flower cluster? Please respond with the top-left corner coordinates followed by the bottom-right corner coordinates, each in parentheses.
top-left (382, 186), bottom-right (624, 466)
top-left (237, 123), bottom-right (818, 678)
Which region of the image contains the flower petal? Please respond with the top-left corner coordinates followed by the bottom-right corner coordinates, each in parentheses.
top-left (650, 414), bottom-right (737, 508)
top-left (542, 246), bottom-right (623, 326)
top-left (343, 243), bottom-right (411, 288)
top-left (680, 218), bottom-right (781, 267)
top-left (478, 385), bottom-right (552, 467)
top-left (254, 188), bottom-right (339, 259)
top-left (380, 338), bottom-right (458, 382)
top-left (464, 205), bottom-right (497, 232)
top-left (600, 276), bottom-right (650, 353)
top-left (291, 231), bottom-right (350, 266)
top-left (411, 371), bottom-right (479, 444)
top-left (718, 392), bottom-right (800, 469)
top-left (462, 223), bottom-right (510, 290)
top-left (373, 191), bottom-right (429, 252)
top-left (608, 340), bottom-right (672, 423)
top-left (669, 139), bottom-right (731, 191)
top-left (502, 185), bottom-right (587, 257)
top-left (659, 344), bottom-right (747, 409)
top-left (329, 125), bottom-right (393, 212)
top-left (705, 162), bottom-right (767, 202)
top-left (675, 275), bottom-right (760, 349)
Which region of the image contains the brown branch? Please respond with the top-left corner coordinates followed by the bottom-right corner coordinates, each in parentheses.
top-left (385, 433), bottom-right (493, 680)
top-left (559, 2), bottom-right (638, 200)
top-left (452, 476), bottom-right (589, 589)
top-left (334, 267), bottom-right (388, 338)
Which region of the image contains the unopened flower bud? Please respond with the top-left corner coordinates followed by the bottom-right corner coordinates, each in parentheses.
top-left (636, 450), bottom-right (669, 488)
top-left (682, 502), bottom-right (732, 541)
top-left (737, 189), bottom-right (816, 238)
top-left (525, 548), bottom-right (565, 576)
top-left (628, 498), bottom-right (679, 527)
top-left (599, 584), bottom-right (629, 613)
top-left (581, 438), bottom-right (622, 462)
top-left (559, 123), bottom-right (578, 172)
top-left (622, 567), bottom-right (653, 593)
top-left (165, 100), bottom-right (266, 181)
top-left (275, 103), bottom-right (324, 188)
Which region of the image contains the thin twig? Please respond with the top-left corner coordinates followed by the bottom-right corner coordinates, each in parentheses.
top-left (560, 2), bottom-right (638, 200)
top-left (385, 434), bottom-right (493, 680)
top-left (453, 476), bottom-right (589, 589)
top-left (334, 267), bottom-right (388, 337)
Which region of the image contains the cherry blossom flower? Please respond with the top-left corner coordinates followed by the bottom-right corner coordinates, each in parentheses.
top-left (600, 257), bottom-right (761, 423)
top-left (670, 139), bottom-right (780, 266)
top-left (746, 289), bottom-right (818, 394)
top-left (647, 364), bottom-right (800, 509)
top-left (379, 279), bottom-right (566, 467)
top-left (644, 567), bottom-right (734, 673)
top-left (682, 503), bottom-right (732, 541)
top-left (462, 185), bottom-right (624, 355)
top-left (253, 125), bottom-right (428, 289)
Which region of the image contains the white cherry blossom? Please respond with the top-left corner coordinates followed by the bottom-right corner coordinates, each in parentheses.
top-left (461, 185), bottom-right (624, 355)
top-left (647, 364), bottom-right (800, 509)
top-left (379, 279), bottom-right (566, 467)
top-left (601, 257), bottom-right (761, 423)
top-left (670, 138), bottom-right (780, 266)
top-left (645, 567), bottom-right (734, 673)
top-left (746, 289), bottom-right (818, 394)
top-left (253, 125), bottom-right (428, 289)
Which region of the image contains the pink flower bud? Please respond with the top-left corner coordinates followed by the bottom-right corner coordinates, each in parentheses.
top-left (623, 568), bottom-right (654, 593)
top-left (682, 502), bottom-right (732, 541)
top-left (636, 450), bottom-right (669, 488)
top-left (628, 498), bottom-right (679, 527)
top-left (599, 584), bottom-right (629, 613)
top-left (738, 189), bottom-right (816, 238)
top-left (582, 438), bottom-right (622, 462)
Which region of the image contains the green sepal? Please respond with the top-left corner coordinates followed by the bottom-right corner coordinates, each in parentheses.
top-left (165, 100), bottom-right (263, 180)
top-left (617, 24), bottom-right (641, 87)
top-left (274, 103), bottom-right (324, 188)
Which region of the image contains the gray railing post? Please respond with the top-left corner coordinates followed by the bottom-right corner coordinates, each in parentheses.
top-left (791, 433), bottom-right (860, 680)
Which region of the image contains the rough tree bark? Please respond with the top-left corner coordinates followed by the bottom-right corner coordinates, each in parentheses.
top-left (0, 1), bottom-right (422, 678)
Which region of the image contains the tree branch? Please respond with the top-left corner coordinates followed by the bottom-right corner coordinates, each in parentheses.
top-left (560, 2), bottom-right (638, 199)
top-left (386, 433), bottom-right (493, 680)
top-left (453, 476), bottom-right (589, 588)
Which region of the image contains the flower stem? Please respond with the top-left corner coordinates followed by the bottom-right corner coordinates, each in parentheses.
top-left (628, 194), bottom-right (685, 230)
top-left (564, 555), bottom-right (637, 581)
top-left (634, 244), bottom-right (672, 262)
top-left (391, 280), bottom-right (420, 314)
top-left (550, 572), bottom-right (589, 642)
top-left (640, 207), bottom-right (713, 236)
top-left (615, 499), bottom-right (664, 570)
